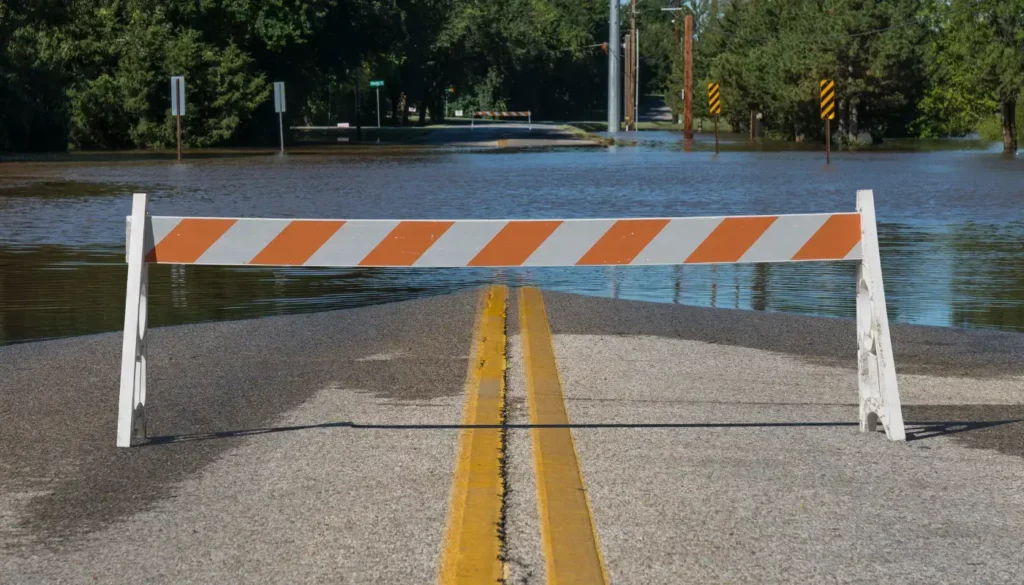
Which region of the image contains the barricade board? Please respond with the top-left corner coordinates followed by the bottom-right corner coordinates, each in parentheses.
top-left (117, 191), bottom-right (905, 446)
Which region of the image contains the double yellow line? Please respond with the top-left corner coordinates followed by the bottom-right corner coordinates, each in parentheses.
top-left (439, 286), bottom-right (608, 585)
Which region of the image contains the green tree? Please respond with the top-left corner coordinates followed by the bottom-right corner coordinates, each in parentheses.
top-left (931, 0), bottom-right (1023, 152)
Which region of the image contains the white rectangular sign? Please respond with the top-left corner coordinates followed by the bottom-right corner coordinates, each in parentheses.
top-left (170, 76), bottom-right (185, 116)
top-left (273, 82), bottom-right (286, 113)
top-left (455, 109), bottom-right (464, 117)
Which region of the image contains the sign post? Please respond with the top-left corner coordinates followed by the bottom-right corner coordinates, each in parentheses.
top-left (820, 79), bottom-right (835, 164)
top-left (170, 76), bottom-right (185, 161)
top-left (708, 82), bottom-right (721, 155)
top-left (273, 82), bottom-right (286, 153)
top-left (370, 80), bottom-right (384, 128)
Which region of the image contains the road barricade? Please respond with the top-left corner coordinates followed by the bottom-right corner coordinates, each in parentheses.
top-left (470, 110), bottom-right (531, 129)
top-left (117, 190), bottom-right (904, 446)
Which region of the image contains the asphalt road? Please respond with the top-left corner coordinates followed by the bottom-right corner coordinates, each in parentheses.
top-left (0, 292), bottom-right (480, 583)
top-left (422, 122), bottom-right (600, 148)
top-left (3, 289), bottom-right (1024, 583)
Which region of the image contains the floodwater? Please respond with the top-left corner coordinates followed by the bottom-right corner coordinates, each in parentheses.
top-left (1, 134), bottom-right (1023, 345)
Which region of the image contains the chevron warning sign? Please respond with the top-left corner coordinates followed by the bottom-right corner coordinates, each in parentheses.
top-left (820, 79), bottom-right (836, 120)
top-left (708, 83), bottom-right (721, 115)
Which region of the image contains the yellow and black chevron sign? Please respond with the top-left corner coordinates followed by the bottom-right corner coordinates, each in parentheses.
top-left (708, 83), bottom-right (721, 115)
top-left (820, 79), bottom-right (836, 120)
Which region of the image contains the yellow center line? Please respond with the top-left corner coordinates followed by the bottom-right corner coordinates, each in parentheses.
top-left (519, 287), bottom-right (609, 585)
top-left (439, 285), bottom-right (507, 585)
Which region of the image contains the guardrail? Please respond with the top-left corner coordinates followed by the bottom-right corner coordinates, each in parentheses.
top-left (470, 111), bottom-right (531, 130)
top-left (117, 190), bottom-right (904, 446)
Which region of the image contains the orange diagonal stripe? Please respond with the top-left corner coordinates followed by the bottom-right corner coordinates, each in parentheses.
top-left (359, 221), bottom-right (454, 266)
top-left (685, 216), bottom-right (778, 263)
top-left (576, 219), bottom-right (670, 265)
top-left (147, 218), bottom-right (237, 263)
top-left (468, 221), bottom-right (562, 266)
top-left (249, 220), bottom-right (346, 265)
top-left (791, 214), bottom-right (861, 261)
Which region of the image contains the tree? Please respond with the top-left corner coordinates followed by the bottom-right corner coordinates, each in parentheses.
top-left (932, 0), bottom-right (1023, 152)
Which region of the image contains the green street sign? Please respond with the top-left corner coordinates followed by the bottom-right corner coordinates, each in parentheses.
top-left (370, 80), bottom-right (385, 87)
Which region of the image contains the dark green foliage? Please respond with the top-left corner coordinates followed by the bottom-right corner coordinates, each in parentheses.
top-left (2, 0), bottom-right (1021, 151)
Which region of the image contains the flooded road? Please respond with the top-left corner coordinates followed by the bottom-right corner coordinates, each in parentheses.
top-left (2, 135), bottom-right (1023, 344)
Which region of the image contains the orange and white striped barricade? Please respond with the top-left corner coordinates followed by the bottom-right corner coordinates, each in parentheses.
top-left (118, 190), bottom-right (905, 446)
top-left (470, 111), bottom-right (531, 130)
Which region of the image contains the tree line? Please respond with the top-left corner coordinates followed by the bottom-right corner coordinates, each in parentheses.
top-left (1, 0), bottom-right (610, 151)
top-left (660, 0), bottom-right (1021, 151)
top-left (1, 0), bottom-right (1021, 152)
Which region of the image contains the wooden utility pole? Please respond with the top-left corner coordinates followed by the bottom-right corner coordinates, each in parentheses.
top-left (354, 68), bottom-right (363, 141)
top-left (624, 33), bottom-right (634, 131)
top-left (684, 14), bottom-right (693, 139)
top-left (631, 0), bottom-right (638, 131)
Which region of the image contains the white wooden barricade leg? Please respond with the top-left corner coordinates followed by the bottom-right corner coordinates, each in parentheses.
top-left (117, 193), bottom-right (150, 447)
top-left (528, 111), bottom-right (532, 131)
top-left (856, 189), bottom-right (906, 441)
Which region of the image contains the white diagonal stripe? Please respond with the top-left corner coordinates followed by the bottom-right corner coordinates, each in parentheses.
top-left (414, 221), bottom-right (507, 267)
top-left (196, 219), bottom-right (288, 265)
top-left (845, 241), bottom-right (863, 261)
top-left (740, 214), bottom-right (829, 263)
top-left (635, 217), bottom-right (723, 264)
top-left (150, 217), bottom-right (183, 247)
top-left (523, 219), bottom-right (616, 266)
top-left (304, 220), bottom-right (400, 266)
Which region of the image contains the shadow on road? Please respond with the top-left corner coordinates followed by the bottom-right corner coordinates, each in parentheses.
top-left (146, 418), bottom-right (1021, 446)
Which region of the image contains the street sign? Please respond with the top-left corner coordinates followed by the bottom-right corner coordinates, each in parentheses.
top-left (273, 82), bottom-right (286, 113)
top-left (821, 79), bottom-right (836, 164)
top-left (273, 82), bottom-right (286, 153)
top-left (820, 79), bottom-right (836, 120)
top-left (370, 80), bottom-right (384, 88)
top-left (707, 83), bottom-right (721, 115)
top-left (170, 76), bottom-right (185, 116)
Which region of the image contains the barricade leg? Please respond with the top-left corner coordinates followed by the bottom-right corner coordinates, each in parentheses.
top-left (117, 193), bottom-right (150, 447)
top-left (855, 189), bottom-right (906, 441)
top-left (529, 112), bottom-right (532, 131)
top-left (471, 114), bottom-right (474, 129)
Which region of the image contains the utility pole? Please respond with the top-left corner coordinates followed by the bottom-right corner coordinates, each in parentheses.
top-left (631, 0), bottom-right (638, 131)
top-left (354, 68), bottom-right (363, 141)
top-left (630, 27), bottom-right (638, 129)
top-left (684, 13), bottom-right (693, 139)
top-left (624, 33), bottom-right (633, 131)
top-left (608, 0), bottom-right (621, 132)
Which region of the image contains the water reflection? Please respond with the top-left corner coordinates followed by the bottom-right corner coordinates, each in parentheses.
top-left (1, 146), bottom-right (1022, 344)
top-left (3, 216), bottom-right (1024, 345)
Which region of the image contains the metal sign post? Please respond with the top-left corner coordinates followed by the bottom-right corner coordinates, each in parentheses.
top-left (708, 83), bottom-right (721, 155)
top-left (170, 76), bottom-right (185, 161)
top-left (821, 79), bottom-right (836, 164)
top-left (370, 80), bottom-right (384, 128)
top-left (273, 82), bottom-right (286, 153)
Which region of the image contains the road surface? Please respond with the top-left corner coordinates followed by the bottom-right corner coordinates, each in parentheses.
top-left (3, 290), bottom-right (1024, 583)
